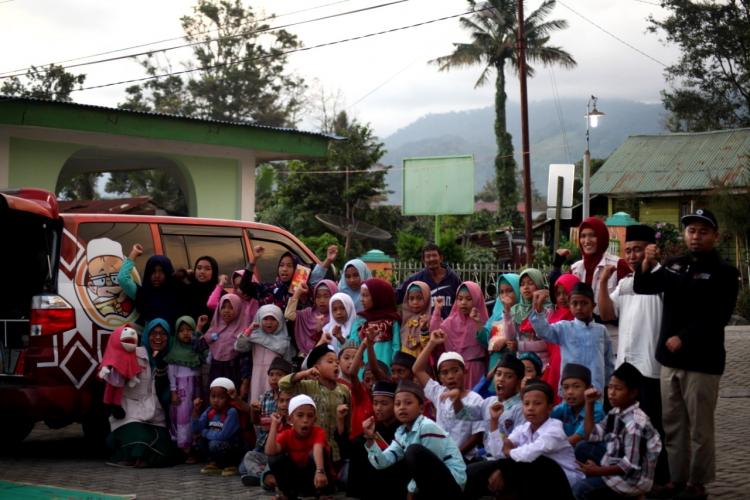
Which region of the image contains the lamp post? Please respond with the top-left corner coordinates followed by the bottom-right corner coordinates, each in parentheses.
top-left (583, 95), bottom-right (605, 219)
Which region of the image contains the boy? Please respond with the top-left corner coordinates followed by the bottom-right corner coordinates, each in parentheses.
top-left (551, 363), bottom-right (605, 446)
top-left (413, 329), bottom-right (485, 461)
top-left (574, 362), bottom-right (662, 499)
top-left (240, 389), bottom-right (292, 487)
top-left (251, 356), bottom-right (293, 450)
top-left (364, 380), bottom-right (467, 498)
top-left (336, 380), bottom-right (409, 499)
top-left (391, 351), bottom-right (417, 382)
top-left (266, 395), bottom-right (335, 499)
top-left (192, 377), bottom-right (243, 476)
top-left (634, 209), bottom-right (738, 499)
top-left (279, 343), bottom-right (351, 464)
top-left (528, 283), bottom-right (614, 393)
top-left (465, 381), bottom-right (583, 499)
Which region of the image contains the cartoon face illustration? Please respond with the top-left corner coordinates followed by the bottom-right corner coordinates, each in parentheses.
top-left (87, 254), bottom-right (123, 300)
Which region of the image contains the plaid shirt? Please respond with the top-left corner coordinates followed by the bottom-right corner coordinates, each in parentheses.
top-left (589, 402), bottom-right (662, 496)
top-left (254, 389), bottom-right (278, 449)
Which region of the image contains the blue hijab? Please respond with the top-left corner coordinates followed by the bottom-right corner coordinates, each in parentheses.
top-left (141, 318), bottom-right (172, 369)
top-left (337, 259), bottom-right (372, 312)
top-left (141, 318), bottom-right (172, 412)
top-left (485, 273), bottom-right (521, 330)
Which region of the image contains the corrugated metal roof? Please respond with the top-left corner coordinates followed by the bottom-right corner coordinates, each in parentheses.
top-left (590, 128), bottom-right (750, 195)
top-left (0, 95), bottom-right (340, 140)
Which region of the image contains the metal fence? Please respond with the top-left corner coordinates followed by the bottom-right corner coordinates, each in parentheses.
top-left (390, 260), bottom-right (516, 300)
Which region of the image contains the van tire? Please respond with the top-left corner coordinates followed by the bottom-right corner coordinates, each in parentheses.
top-left (0, 417), bottom-right (34, 444)
top-left (82, 414), bottom-right (111, 450)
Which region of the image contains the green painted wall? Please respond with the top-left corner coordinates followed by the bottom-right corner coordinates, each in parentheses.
top-left (8, 138), bottom-right (80, 191)
top-left (639, 198), bottom-right (680, 226)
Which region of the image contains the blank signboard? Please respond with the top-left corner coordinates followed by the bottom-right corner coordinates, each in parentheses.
top-left (401, 155), bottom-right (475, 215)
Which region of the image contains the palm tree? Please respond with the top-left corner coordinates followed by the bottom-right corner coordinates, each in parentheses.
top-left (432, 0), bottom-right (576, 220)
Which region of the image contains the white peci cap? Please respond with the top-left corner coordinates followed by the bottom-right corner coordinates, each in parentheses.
top-left (210, 377), bottom-right (236, 393)
top-left (437, 351), bottom-right (465, 369)
top-left (288, 394), bottom-right (316, 416)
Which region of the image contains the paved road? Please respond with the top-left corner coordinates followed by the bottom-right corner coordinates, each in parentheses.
top-left (1, 328), bottom-right (748, 499)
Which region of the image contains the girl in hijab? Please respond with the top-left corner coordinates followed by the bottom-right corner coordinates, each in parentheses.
top-left (337, 259), bottom-right (372, 312)
top-left (200, 294), bottom-right (250, 389)
top-left (207, 268), bottom-right (260, 332)
top-left (235, 305), bottom-right (292, 402)
top-left (140, 318), bottom-right (173, 416)
top-left (570, 217), bottom-right (629, 317)
top-left (478, 273), bottom-right (521, 376)
top-left (118, 244), bottom-right (179, 327)
top-left (399, 281), bottom-right (432, 358)
top-left (430, 281), bottom-right (489, 389)
top-left (322, 292), bottom-right (357, 354)
top-left (177, 255), bottom-right (219, 321)
top-left (350, 278), bottom-right (401, 369)
top-left (502, 268), bottom-right (554, 371)
top-left (544, 273), bottom-right (581, 401)
top-left (285, 279), bottom-right (338, 358)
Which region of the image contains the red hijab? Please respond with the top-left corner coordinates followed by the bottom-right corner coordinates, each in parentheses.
top-left (549, 273), bottom-right (580, 323)
top-left (100, 324), bottom-right (141, 379)
top-left (358, 278), bottom-right (400, 322)
top-left (578, 217), bottom-right (610, 285)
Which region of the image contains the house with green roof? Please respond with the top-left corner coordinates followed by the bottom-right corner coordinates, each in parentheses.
top-left (589, 128), bottom-right (750, 226)
top-left (0, 96), bottom-right (334, 220)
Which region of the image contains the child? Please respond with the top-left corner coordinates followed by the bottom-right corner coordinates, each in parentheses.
top-left (164, 316), bottom-right (203, 460)
top-left (178, 255), bottom-right (220, 320)
top-left (574, 362), bottom-right (662, 499)
top-left (528, 283), bottom-right (614, 393)
top-left (266, 395), bottom-right (336, 499)
top-left (336, 258), bottom-right (372, 311)
top-left (477, 273), bottom-right (521, 388)
top-left (279, 343), bottom-right (352, 464)
top-left (364, 380), bottom-right (467, 498)
top-left (200, 294), bottom-right (250, 389)
top-left (391, 351), bottom-right (417, 383)
top-left (286, 279), bottom-right (338, 358)
top-left (118, 244), bottom-right (179, 326)
top-left (250, 356), bottom-right (293, 452)
top-left (518, 351), bottom-right (543, 389)
top-left (350, 277), bottom-right (401, 370)
top-left (207, 269), bottom-right (260, 328)
top-left (240, 389), bottom-right (293, 488)
top-left (413, 330), bottom-right (485, 461)
top-left (337, 339), bottom-right (359, 384)
top-left (254, 251), bottom-right (300, 310)
top-left (430, 281), bottom-right (489, 389)
top-left (550, 363), bottom-right (605, 446)
top-left (545, 273), bottom-right (581, 399)
top-left (322, 292), bottom-right (357, 354)
top-left (192, 377), bottom-right (243, 476)
top-left (400, 281), bottom-right (432, 358)
top-left (235, 304), bottom-right (293, 402)
top-left (336, 380), bottom-right (408, 499)
top-left (465, 381), bottom-right (583, 499)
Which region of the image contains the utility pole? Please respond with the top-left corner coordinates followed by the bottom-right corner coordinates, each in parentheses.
top-left (517, 0), bottom-right (534, 265)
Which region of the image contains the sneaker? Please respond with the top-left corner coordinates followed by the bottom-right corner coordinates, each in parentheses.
top-left (676, 484), bottom-right (708, 500)
top-left (105, 460), bottom-right (135, 468)
top-left (221, 466), bottom-right (238, 477)
top-left (241, 475), bottom-right (260, 487)
top-left (200, 463), bottom-right (221, 475)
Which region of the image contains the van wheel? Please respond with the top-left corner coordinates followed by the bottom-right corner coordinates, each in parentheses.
top-left (82, 414), bottom-right (111, 451)
top-left (0, 417), bottom-right (34, 444)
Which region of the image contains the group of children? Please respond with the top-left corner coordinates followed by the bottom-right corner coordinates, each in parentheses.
top-left (104, 237), bottom-right (668, 500)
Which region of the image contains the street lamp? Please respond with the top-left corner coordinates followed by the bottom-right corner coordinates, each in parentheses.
top-left (583, 95), bottom-right (605, 219)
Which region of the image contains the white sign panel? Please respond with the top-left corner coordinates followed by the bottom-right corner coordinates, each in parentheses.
top-left (546, 164), bottom-right (575, 208)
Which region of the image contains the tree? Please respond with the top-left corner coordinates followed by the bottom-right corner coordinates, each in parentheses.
top-left (431, 0), bottom-right (575, 220)
top-left (106, 171), bottom-right (188, 215)
top-left (648, 1), bottom-right (750, 132)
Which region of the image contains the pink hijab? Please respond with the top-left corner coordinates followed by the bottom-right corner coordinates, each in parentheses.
top-left (204, 293), bottom-right (250, 361)
top-left (440, 281), bottom-right (489, 360)
top-left (294, 279), bottom-right (338, 354)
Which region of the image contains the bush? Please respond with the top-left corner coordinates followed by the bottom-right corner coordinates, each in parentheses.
top-left (300, 233), bottom-right (342, 266)
top-left (395, 231), bottom-right (426, 261)
top-left (439, 228), bottom-right (464, 264)
top-left (736, 287), bottom-right (750, 321)
top-left (464, 245), bottom-right (497, 266)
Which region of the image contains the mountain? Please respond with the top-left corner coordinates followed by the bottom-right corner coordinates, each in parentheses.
top-left (381, 98), bottom-right (667, 204)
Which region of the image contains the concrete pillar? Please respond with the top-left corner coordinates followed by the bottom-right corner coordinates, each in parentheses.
top-left (240, 155), bottom-right (256, 221)
top-left (0, 132), bottom-right (9, 188)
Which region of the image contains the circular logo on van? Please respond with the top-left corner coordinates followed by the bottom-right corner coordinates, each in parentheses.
top-left (74, 238), bottom-right (139, 329)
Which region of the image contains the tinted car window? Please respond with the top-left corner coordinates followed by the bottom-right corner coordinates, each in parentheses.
top-left (246, 228), bottom-right (314, 283)
top-left (160, 225), bottom-right (246, 278)
top-left (76, 222), bottom-right (154, 285)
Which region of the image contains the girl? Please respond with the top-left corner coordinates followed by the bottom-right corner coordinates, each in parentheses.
top-left (350, 278), bottom-right (401, 370)
top-left (201, 294), bottom-right (250, 389)
top-left (164, 315), bottom-right (203, 459)
top-left (570, 217), bottom-right (629, 316)
top-left (286, 279), bottom-right (338, 358)
top-left (255, 251), bottom-right (300, 310)
top-left (399, 281), bottom-right (432, 358)
top-left (322, 292), bottom-right (357, 354)
top-left (479, 273), bottom-right (521, 374)
top-left (118, 244), bottom-right (179, 326)
top-left (207, 268), bottom-right (260, 328)
top-left (140, 318), bottom-right (173, 415)
top-left (430, 281), bottom-right (489, 389)
top-left (503, 269), bottom-right (554, 370)
top-left (545, 274), bottom-right (580, 399)
top-left (235, 305), bottom-right (293, 402)
top-left (337, 259), bottom-right (372, 312)
top-left (178, 255), bottom-right (219, 321)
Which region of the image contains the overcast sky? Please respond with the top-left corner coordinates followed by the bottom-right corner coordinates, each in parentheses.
top-left (1, 0), bottom-right (681, 138)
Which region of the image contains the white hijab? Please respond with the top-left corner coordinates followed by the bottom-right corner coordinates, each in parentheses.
top-left (323, 292), bottom-right (356, 353)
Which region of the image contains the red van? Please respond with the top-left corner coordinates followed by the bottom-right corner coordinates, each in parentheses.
top-left (0, 188), bottom-right (320, 443)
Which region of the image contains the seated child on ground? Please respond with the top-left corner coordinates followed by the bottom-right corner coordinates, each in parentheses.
top-left (266, 395), bottom-right (336, 499)
top-left (350, 278), bottom-right (401, 370)
top-left (518, 351), bottom-right (543, 389)
top-left (192, 377), bottom-right (244, 476)
top-left (322, 292), bottom-right (357, 354)
top-left (364, 380), bottom-right (467, 498)
top-left (551, 363), bottom-right (605, 447)
top-left (249, 357), bottom-right (293, 451)
top-left (573, 362), bottom-right (662, 500)
top-left (399, 281), bottom-right (432, 358)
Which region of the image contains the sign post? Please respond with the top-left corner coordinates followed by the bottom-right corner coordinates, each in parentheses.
top-left (546, 164), bottom-right (575, 250)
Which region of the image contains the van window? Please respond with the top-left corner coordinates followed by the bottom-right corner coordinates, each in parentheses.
top-left (246, 229), bottom-right (314, 283)
top-left (76, 222), bottom-right (155, 284)
top-left (160, 225), bottom-right (246, 277)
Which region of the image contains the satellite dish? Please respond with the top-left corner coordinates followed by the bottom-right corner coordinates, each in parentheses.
top-left (315, 213), bottom-right (391, 257)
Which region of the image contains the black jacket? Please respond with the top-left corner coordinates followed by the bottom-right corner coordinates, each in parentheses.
top-left (634, 250), bottom-right (739, 375)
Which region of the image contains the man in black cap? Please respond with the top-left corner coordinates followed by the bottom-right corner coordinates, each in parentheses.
top-left (597, 224), bottom-right (670, 488)
top-left (634, 209), bottom-right (739, 499)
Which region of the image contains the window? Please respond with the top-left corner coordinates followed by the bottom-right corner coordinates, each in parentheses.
top-left (246, 228), bottom-right (315, 283)
top-left (76, 222), bottom-right (154, 285)
top-left (160, 224), bottom-right (246, 277)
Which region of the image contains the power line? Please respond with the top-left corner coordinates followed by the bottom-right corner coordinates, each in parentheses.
top-left (558, 0), bottom-right (667, 67)
top-left (631, 0), bottom-right (662, 6)
top-left (0, 0), bottom-right (405, 79)
top-left (72, 7), bottom-right (489, 93)
top-left (347, 53), bottom-right (424, 109)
